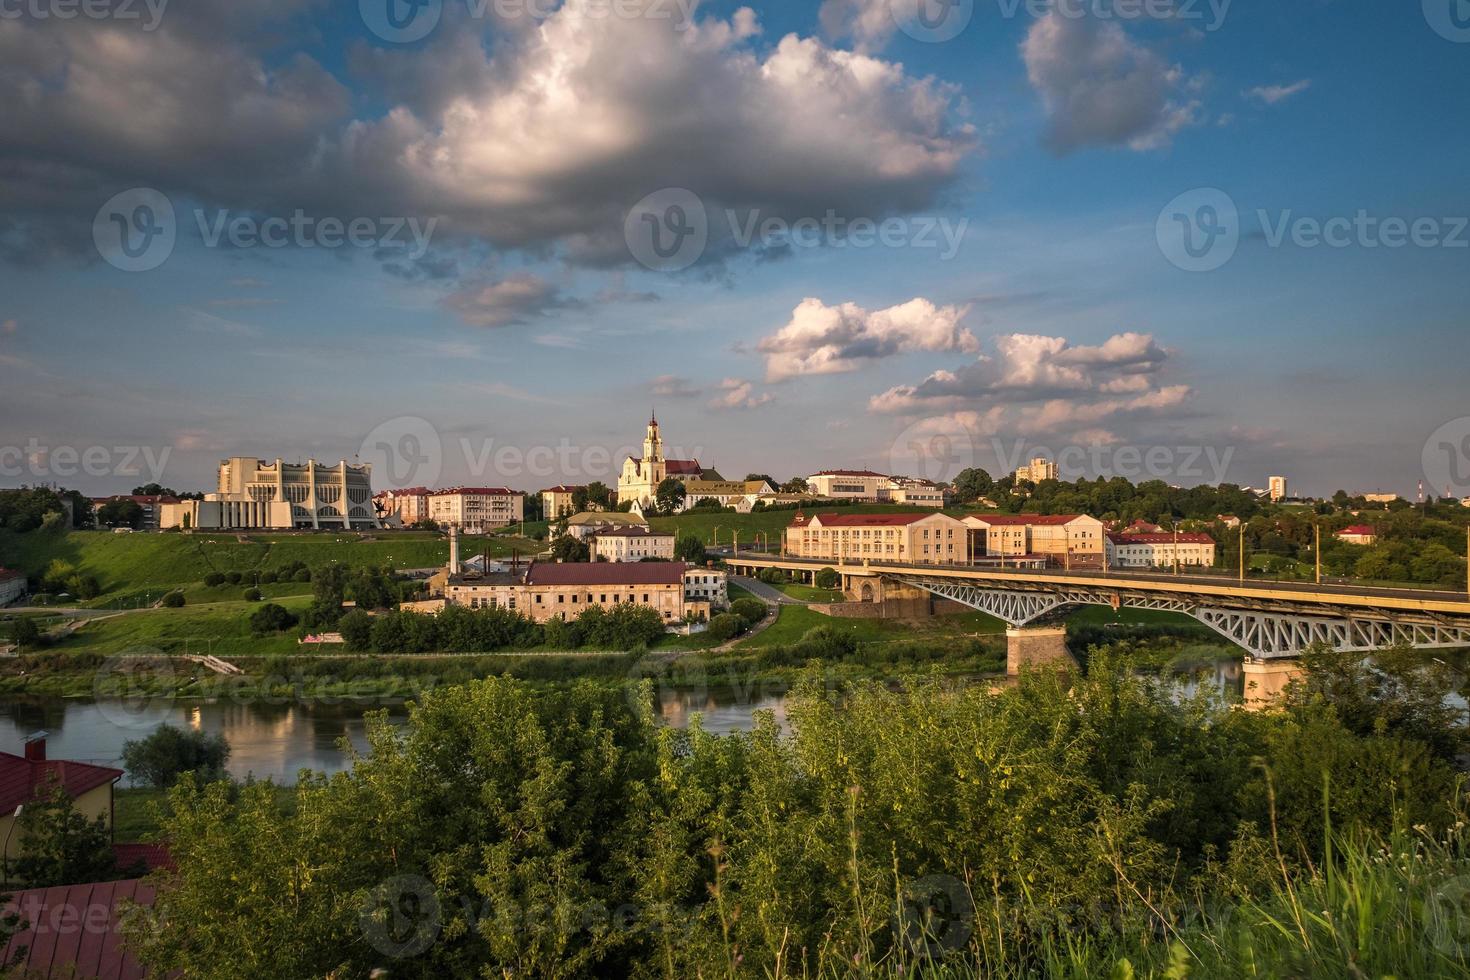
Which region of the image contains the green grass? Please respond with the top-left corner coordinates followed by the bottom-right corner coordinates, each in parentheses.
top-left (776, 583), bottom-right (846, 603)
top-left (43, 596), bottom-right (315, 657)
top-left (734, 604), bottom-right (1004, 649)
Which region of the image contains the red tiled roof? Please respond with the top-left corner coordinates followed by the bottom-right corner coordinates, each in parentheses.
top-left (811, 469), bottom-right (888, 478)
top-left (2, 879), bottom-right (156, 980)
top-left (0, 753), bottom-right (122, 814)
top-left (113, 842), bottom-right (175, 873)
top-left (526, 562), bottom-right (690, 587)
top-left (1107, 532), bottom-right (1215, 544)
top-left (807, 512), bottom-right (931, 528)
top-left (374, 487), bottom-right (430, 498)
top-left (1337, 525), bottom-right (1377, 536)
top-left (969, 514), bottom-right (1085, 526)
top-left (0, 567), bottom-right (22, 582)
top-left (665, 460), bottom-right (703, 475)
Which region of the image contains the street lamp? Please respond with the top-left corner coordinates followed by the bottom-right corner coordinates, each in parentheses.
top-left (3, 804), bottom-right (22, 884)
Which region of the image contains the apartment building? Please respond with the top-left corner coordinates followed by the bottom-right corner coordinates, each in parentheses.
top-left (785, 511), bottom-right (971, 565)
top-left (427, 487), bottom-right (525, 532)
top-left (1106, 532), bottom-right (1217, 569)
top-left (1013, 457), bottom-right (1059, 484)
top-left (964, 514), bottom-right (1106, 567)
top-left (541, 485), bottom-right (584, 520)
top-left (591, 526), bottom-right (676, 562)
top-left (373, 487), bottom-right (430, 526)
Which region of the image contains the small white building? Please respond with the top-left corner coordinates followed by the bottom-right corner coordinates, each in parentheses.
top-left (683, 567), bottom-right (728, 609)
top-left (1335, 525), bottom-right (1378, 546)
top-left (591, 526), bottom-right (676, 563)
top-left (0, 568), bottom-right (25, 607)
top-left (1106, 532), bottom-right (1217, 569)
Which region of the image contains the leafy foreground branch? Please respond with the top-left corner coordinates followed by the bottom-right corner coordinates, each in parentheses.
top-left (120, 652), bottom-right (1470, 978)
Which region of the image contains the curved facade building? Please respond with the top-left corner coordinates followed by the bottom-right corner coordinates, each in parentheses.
top-left (160, 457), bottom-right (380, 530)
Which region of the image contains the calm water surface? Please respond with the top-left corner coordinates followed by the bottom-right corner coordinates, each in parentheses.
top-left (0, 659), bottom-right (1242, 784)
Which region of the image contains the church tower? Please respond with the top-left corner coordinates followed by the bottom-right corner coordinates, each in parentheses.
top-left (644, 410), bottom-right (665, 468)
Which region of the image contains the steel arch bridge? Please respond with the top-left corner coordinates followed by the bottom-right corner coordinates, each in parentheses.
top-left (723, 555), bottom-right (1470, 661)
top-left (898, 577), bottom-right (1470, 660)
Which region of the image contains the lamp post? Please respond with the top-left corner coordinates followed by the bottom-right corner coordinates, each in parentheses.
top-left (3, 804), bottom-right (22, 884)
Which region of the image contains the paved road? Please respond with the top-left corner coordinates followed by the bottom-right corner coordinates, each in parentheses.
top-left (730, 576), bottom-right (804, 605)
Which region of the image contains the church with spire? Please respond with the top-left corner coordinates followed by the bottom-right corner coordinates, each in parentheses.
top-left (617, 411), bottom-right (724, 509)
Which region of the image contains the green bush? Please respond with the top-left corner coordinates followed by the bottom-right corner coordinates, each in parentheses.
top-left (293, 568), bottom-right (312, 583)
top-left (203, 572), bottom-right (226, 587)
top-left (259, 571), bottom-right (279, 585)
top-left (730, 597), bottom-right (767, 626)
top-left (161, 591), bottom-right (186, 608)
top-left (249, 603), bottom-right (298, 636)
top-left (243, 587), bottom-right (263, 602)
top-left (122, 724), bottom-right (230, 789)
top-left (704, 612), bottom-right (746, 643)
top-left (814, 567), bottom-right (840, 590)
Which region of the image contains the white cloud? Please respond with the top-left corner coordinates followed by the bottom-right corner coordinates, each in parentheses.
top-left (441, 274), bottom-right (579, 328)
top-left (759, 297), bottom-right (978, 382)
top-left (1021, 11), bottom-right (1198, 154)
top-left (1245, 79), bottom-right (1312, 105)
top-left (710, 378), bottom-right (774, 410)
top-left (868, 331), bottom-right (1190, 438)
top-left (818, 0), bottom-right (899, 52)
top-left (651, 375), bottom-right (702, 399)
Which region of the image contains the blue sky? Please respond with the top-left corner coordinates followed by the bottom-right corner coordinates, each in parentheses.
top-left (1, 0), bottom-right (1467, 498)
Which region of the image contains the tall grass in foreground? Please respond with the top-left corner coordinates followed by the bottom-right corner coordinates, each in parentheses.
top-left (783, 818), bottom-right (1470, 979)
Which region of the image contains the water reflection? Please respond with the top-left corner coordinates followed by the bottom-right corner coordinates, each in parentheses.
top-left (0, 657), bottom-right (1248, 784)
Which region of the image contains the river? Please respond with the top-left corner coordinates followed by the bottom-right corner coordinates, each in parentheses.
top-left (0, 659), bottom-right (1243, 784)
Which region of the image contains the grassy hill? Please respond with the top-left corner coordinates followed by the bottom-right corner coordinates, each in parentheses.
top-left (0, 528), bottom-right (544, 607)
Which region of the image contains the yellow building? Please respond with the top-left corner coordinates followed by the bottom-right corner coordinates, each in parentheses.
top-left (591, 526), bottom-right (676, 562)
top-left (161, 456), bottom-right (380, 530)
top-left (541, 485), bottom-right (584, 520)
top-left (964, 514), bottom-right (1106, 567)
top-left (372, 487), bottom-right (430, 526)
top-left (618, 413), bottom-right (723, 508)
top-left (444, 561), bottom-right (720, 623)
top-left (784, 511), bottom-right (971, 565)
top-left (565, 511), bottom-right (649, 541)
top-left (1, 738), bottom-right (122, 870)
top-left (1013, 457), bottom-right (1059, 484)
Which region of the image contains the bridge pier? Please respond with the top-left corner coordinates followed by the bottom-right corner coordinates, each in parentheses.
top-left (1241, 659), bottom-right (1305, 710)
top-left (1006, 625), bottom-right (1077, 676)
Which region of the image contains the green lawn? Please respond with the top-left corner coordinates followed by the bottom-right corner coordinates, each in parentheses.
top-left (46, 596), bottom-right (315, 657)
top-left (776, 583), bottom-right (846, 603)
top-left (734, 604), bottom-right (1004, 649)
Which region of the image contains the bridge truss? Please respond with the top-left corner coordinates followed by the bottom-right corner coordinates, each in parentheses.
top-left (897, 577), bottom-right (1470, 660)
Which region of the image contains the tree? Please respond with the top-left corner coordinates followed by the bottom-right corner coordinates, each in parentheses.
top-left (338, 609), bottom-right (373, 650)
top-left (9, 616), bottom-right (41, 650)
top-left (97, 498), bottom-right (144, 529)
top-left (745, 473), bottom-right (776, 487)
top-left (585, 482), bottom-right (614, 510)
top-left (814, 567), bottom-right (841, 590)
top-left (250, 603), bottom-right (298, 635)
top-left (303, 564), bottom-right (347, 628)
top-left (952, 467), bottom-right (994, 503)
top-left (551, 534), bottom-right (591, 563)
top-left (243, 587), bottom-right (263, 602)
top-left (674, 533), bottom-right (706, 565)
top-left (161, 590), bottom-right (185, 608)
top-left (122, 724), bottom-right (231, 789)
top-left (780, 477), bottom-right (809, 494)
top-left (655, 478), bottom-right (686, 516)
top-left (12, 780), bottom-right (122, 888)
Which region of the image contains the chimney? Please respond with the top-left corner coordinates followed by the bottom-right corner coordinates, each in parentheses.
top-left (448, 525), bottom-right (461, 575)
top-left (23, 732), bottom-right (47, 761)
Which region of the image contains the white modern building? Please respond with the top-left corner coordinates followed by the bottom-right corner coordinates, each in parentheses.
top-left (1105, 532), bottom-right (1217, 569)
top-left (426, 487), bottom-right (525, 533)
top-left (160, 457), bottom-right (380, 530)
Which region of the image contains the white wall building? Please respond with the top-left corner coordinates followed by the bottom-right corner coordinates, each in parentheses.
top-left (1105, 532), bottom-right (1217, 569)
top-left (160, 457), bottom-right (379, 530)
top-left (427, 487), bottom-right (525, 533)
top-left (591, 527), bottom-right (676, 562)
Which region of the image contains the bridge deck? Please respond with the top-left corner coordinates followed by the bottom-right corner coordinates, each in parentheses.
top-left (723, 554), bottom-right (1470, 620)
